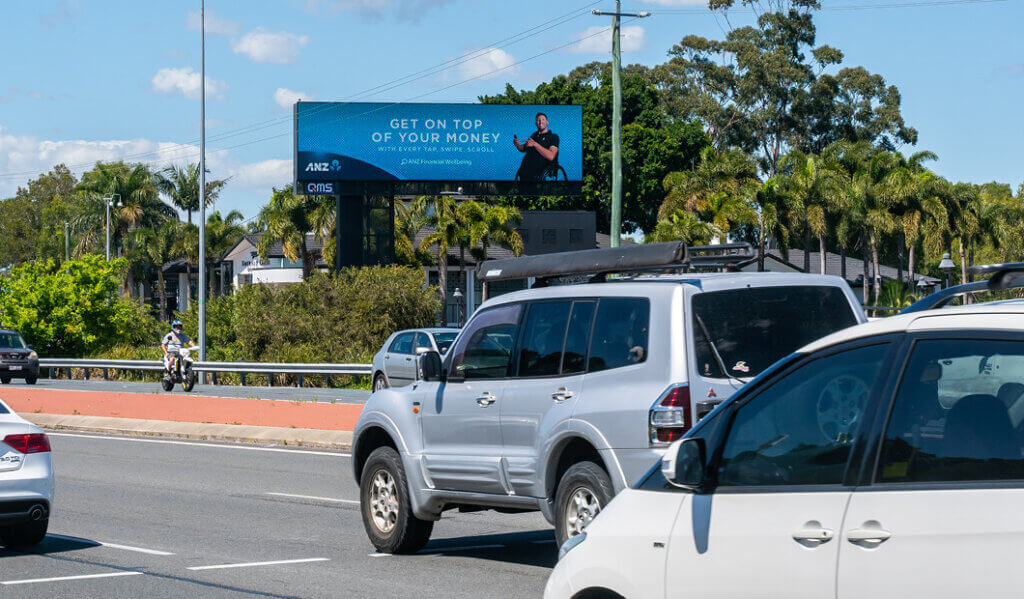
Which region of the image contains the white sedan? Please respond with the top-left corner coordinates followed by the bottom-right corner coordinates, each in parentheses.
top-left (547, 300), bottom-right (1024, 599)
top-left (0, 397), bottom-right (53, 548)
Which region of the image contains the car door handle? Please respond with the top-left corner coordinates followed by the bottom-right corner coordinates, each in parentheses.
top-left (792, 521), bottom-right (834, 546)
top-left (846, 525), bottom-right (892, 547)
top-left (551, 387), bottom-right (575, 402)
top-left (476, 393), bottom-right (497, 407)
top-left (405, 357), bottom-right (412, 362)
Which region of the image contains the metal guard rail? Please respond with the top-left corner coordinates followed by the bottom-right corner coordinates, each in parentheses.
top-left (39, 358), bottom-right (372, 376)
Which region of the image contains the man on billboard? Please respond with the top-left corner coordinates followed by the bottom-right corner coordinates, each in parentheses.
top-left (514, 112), bottom-right (561, 181)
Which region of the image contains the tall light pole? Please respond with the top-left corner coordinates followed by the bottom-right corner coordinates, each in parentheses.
top-left (198, 0), bottom-right (207, 364)
top-left (592, 3), bottom-right (649, 248)
top-left (64, 222), bottom-right (70, 261)
top-left (103, 194), bottom-right (121, 261)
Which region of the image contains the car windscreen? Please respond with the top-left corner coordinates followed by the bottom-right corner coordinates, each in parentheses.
top-left (433, 332), bottom-right (458, 354)
top-left (0, 333), bottom-right (26, 349)
top-left (691, 285), bottom-right (858, 378)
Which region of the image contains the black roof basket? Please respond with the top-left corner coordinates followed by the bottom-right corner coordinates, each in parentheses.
top-left (476, 242), bottom-right (755, 286)
top-left (900, 262), bottom-right (1024, 314)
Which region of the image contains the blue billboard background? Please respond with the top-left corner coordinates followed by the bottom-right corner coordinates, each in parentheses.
top-left (295, 102), bottom-right (582, 183)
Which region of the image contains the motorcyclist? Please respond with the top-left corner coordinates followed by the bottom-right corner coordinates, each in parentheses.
top-left (162, 320), bottom-right (197, 374)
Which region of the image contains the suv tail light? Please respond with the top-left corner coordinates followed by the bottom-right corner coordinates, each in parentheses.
top-left (3, 433), bottom-right (51, 454)
top-left (649, 384), bottom-right (691, 446)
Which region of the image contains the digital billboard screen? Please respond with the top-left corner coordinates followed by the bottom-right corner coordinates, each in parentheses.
top-left (295, 102), bottom-right (582, 193)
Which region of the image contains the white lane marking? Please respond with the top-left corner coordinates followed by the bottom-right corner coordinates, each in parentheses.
top-left (369, 553), bottom-right (391, 557)
top-left (47, 534), bottom-right (174, 556)
top-left (2, 571), bottom-right (142, 585)
top-left (187, 557), bottom-right (330, 571)
top-left (264, 492), bottom-right (358, 505)
top-left (47, 433), bottom-right (351, 457)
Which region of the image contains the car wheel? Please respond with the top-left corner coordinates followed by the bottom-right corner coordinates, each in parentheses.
top-left (25, 376), bottom-right (37, 385)
top-left (554, 461), bottom-right (614, 547)
top-left (0, 376), bottom-right (9, 385)
top-left (359, 446), bottom-right (433, 554)
top-left (373, 373), bottom-right (389, 392)
top-left (0, 520), bottom-right (48, 548)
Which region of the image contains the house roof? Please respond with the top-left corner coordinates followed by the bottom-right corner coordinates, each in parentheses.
top-left (219, 232), bottom-right (326, 263)
top-left (740, 249), bottom-right (940, 285)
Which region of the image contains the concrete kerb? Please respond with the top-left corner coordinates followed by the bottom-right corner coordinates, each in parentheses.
top-left (23, 414), bottom-right (354, 451)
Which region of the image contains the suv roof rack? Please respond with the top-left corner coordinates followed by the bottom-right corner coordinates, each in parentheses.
top-left (476, 242), bottom-right (755, 286)
top-left (900, 262), bottom-right (1024, 314)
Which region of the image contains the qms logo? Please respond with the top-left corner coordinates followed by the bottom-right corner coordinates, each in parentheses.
top-left (305, 159), bottom-right (342, 173)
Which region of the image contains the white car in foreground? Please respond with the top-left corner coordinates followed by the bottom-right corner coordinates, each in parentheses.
top-left (547, 297), bottom-right (1024, 599)
top-left (0, 398), bottom-right (53, 548)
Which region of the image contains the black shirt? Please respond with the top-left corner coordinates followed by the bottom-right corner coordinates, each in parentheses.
top-left (517, 131), bottom-right (559, 181)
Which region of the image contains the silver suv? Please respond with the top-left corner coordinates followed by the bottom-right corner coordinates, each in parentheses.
top-left (353, 243), bottom-right (867, 553)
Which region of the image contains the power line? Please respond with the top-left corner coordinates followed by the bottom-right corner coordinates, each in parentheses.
top-left (647, 0), bottom-right (1006, 14)
top-left (0, 1), bottom-right (603, 180)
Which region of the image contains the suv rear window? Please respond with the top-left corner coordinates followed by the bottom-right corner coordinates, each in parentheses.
top-left (692, 286), bottom-right (857, 378)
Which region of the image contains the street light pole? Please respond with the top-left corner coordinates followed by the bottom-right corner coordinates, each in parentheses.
top-left (64, 222), bottom-right (70, 261)
top-left (198, 0), bottom-right (207, 364)
top-left (592, 3), bottom-right (649, 248)
top-left (103, 194), bottom-right (121, 261)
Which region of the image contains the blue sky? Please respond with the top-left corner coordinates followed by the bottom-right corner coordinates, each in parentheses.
top-left (0, 0), bottom-right (1020, 221)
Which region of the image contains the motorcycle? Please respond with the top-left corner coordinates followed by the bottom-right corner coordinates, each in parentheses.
top-left (161, 346), bottom-right (197, 392)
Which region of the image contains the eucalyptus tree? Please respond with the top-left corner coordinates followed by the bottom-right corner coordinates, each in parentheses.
top-left (155, 164), bottom-right (227, 225)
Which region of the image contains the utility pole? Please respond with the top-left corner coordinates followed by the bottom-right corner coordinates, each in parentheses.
top-left (198, 0), bottom-right (207, 364)
top-left (592, 4), bottom-right (649, 248)
top-left (64, 222), bottom-right (70, 261)
top-left (103, 194), bottom-right (120, 261)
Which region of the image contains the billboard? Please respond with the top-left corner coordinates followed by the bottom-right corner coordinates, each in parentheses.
top-left (295, 102), bottom-right (582, 193)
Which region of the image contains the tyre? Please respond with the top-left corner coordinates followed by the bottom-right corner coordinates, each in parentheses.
top-left (0, 519), bottom-right (48, 548)
top-left (161, 376), bottom-right (174, 392)
top-left (359, 446), bottom-right (433, 554)
top-left (25, 376), bottom-right (37, 385)
top-left (0, 376), bottom-right (9, 384)
top-left (554, 461), bottom-right (614, 547)
top-left (373, 373), bottom-right (389, 392)
top-left (182, 371), bottom-right (196, 392)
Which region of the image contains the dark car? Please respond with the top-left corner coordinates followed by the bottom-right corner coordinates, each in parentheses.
top-left (0, 330), bottom-right (39, 385)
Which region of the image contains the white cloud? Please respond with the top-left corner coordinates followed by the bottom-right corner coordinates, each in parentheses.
top-left (455, 48), bottom-right (518, 81)
top-left (151, 67), bottom-right (226, 100)
top-left (232, 29), bottom-right (309, 64)
top-left (571, 25), bottom-right (646, 54)
top-left (0, 125), bottom-right (288, 202)
top-left (274, 88), bottom-right (313, 111)
top-left (186, 10), bottom-right (240, 35)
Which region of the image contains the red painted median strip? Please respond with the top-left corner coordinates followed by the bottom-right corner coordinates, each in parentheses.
top-left (0, 387), bottom-right (364, 431)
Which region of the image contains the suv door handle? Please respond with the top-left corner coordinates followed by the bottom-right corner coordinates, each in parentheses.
top-left (476, 393), bottom-right (497, 407)
top-left (792, 521), bottom-right (834, 546)
top-left (551, 387), bottom-right (575, 402)
top-left (405, 357), bottom-right (412, 362)
top-left (846, 524), bottom-right (891, 547)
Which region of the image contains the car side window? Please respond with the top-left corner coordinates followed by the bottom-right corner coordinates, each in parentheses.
top-left (448, 304), bottom-right (522, 380)
top-left (562, 301), bottom-right (596, 375)
top-left (414, 333), bottom-right (433, 352)
top-left (517, 301), bottom-right (572, 377)
top-left (877, 339), bottom-right (1024, 484)
top-left (587, 298), bottom-right (649, 373)
top-left (388, 333), bottom-right (414, 354)
top-left (717, 343), bottom-right (889, 487)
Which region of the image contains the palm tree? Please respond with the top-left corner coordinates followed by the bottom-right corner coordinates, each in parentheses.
top-left (691, 191), bottom-right (757, 244)
top-left (394, 200), bottom-right (428, 266)
top-left (134, 222), bottom-right (186, 321)
top-left (203, 210), bottom-right (246, 296)
top-left (660, 148), bottom-right (760, 223)
top-left (648, 210), bottom-right (718, 244)
top-left (879, 150), bottom-right (939, 283)
top-left (155, 164), bottom-right (227, 226)
top-left (255, 187), bottom-right (333, 279)
top-left (752, 178), bottom-right (794, 270)
top-left (777, 151), bottom-right (845, 274)
top-left (414, 195), bottom-right (460, 324)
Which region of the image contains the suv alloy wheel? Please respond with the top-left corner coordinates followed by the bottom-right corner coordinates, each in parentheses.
top-left (359, 446), bottom-right (433, 554)
top-left (554, 461), bottom-right (614, 546)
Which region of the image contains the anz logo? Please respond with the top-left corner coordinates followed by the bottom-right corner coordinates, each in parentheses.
top-left (305, 159), bottom-right (342, 173)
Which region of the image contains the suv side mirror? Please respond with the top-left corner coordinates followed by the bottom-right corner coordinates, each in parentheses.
top-left (418, 350), bottom-right (445, 383)
top-left (662, 437), bottom-right (706, 492)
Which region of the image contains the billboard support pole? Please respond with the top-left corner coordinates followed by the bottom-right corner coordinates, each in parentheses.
top-left (593, 5), bottom-right (650, 248)
top-left (335, 193), bottom-right (342, 274)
